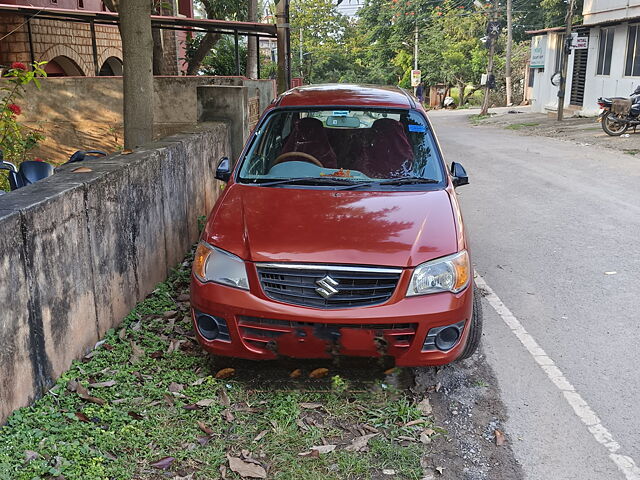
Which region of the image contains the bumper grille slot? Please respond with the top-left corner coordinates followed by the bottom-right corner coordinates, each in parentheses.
top-left (238, 316), bottom-right (417, 349)
top-left (256, 264), bottom-right (401, 309)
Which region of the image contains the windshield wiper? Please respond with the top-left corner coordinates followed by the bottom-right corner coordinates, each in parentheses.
top-left (379, 177), bottom-right (439, 185)
top-left (251, 177), bottom-right (359, 187)
top-left (337, 176), bottom-right (440, 190)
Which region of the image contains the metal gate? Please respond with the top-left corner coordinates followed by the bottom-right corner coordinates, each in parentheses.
top-left (570, 48), bottom-right (588, 106)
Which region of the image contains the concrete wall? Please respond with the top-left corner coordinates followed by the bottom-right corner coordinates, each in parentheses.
top-left (0, 76), bottom-right (275, 163)
top-left (582, 23), bottom-right (640, 115)
top-left (0, 122), bottom-right (230, 424)
top-left (583, 0), bottom-right (640, 25)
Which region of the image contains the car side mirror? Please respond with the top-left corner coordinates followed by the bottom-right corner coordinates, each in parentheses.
top-left (450, 162), bottom-right (469, 187)
top-left (215, 156), bottom-right (231, 182)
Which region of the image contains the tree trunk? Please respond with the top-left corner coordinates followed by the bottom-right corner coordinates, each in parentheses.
top-left (458, 81), bottom-right (466, 106)
top-left (246, 0), bottom-right (258, 79)
top-left (152, 27), bottom-right (164, 75)
top-left (186, 32), bottom-right (221, 75)
top-left (120, 0), bottom-right (154, 149)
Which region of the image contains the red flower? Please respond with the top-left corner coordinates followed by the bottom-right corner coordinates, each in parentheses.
top-left (10, 62), bottom-right (27, 71)
top-left (7, 103), bottom-right (21, 116)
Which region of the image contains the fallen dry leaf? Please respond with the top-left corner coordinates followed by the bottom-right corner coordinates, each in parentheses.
top-left (308, 368), bottom-right (329, 379)
top-left (310, 444), bottom-right (336, 454)
top-left (71, 166), bottom-right (93, 173)
top-left (163, 394), bottom-right (175, 406)
top-left (300, 402), bottom-right (323, 409)
top-left (435, 466), bottom-right (444, 475)
top-left (76, 384), bottom-right (106, 405)
top-left (196, 398), bottom-right (216, 407)
top-left (215, 368), bottom-right (236, 379)
top-left (345, 433), bottom-right (377, 452)
top-left (89, 380), bottom-right (116, 388)
top-left (383, 367), bottom-right (397, 375)
top-left (495, 429), bottom-right (506, 446)
top-left (67, 380), bottom-right (78, 392)
top-left (417, 398), bottom-right (432, 416)
top-left (24, 450), bottom-right (39, 462)
top-left (222, 408), bottom-right (235, 422)
top-left (128, 411), bottom-right (144, 420)
top-left (289, 369), bottom-right (302, 378)
top-left (150, 350), bottom-right (164, 359)
top-left (227, 455), bottom-right (267, 478)
top-left (75, 412), bottom-right (91, 423)
top-left (163, 310), bottom-right (178, 318)
top-left (191, 377), bottom-right (206, 386)
top-left (197, 435), bottom-right (212, 446)
top-left (122, 149), bottom-right (133, 154)
top-left (129, 342), bottom-right (145, 364)
top-left (168, 382), bottom-right (185, 393)
top-left (150, 456), bottom-right (175, 470)
top-left (404, 419), bottom-right (427, 427)
top-left (197, 420), bottom-right (214, 435)
top-left (177, 293), bottom-right (190, 302)
top-left (382, 469), bottom-right (396, 475)
top-left (218, 388), bottom-right (231, 407)
top-left (253, 430), bottom-right (268, 442)
top-left (182, 404), bottom-right (201, 411)
top-left (118, 328), bottom-right (127, 340)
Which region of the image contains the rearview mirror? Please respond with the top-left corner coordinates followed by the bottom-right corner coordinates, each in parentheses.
top-left (215, 156), bottom-right (231, 182)
top-left (450, 162), bottom-right (468, 187)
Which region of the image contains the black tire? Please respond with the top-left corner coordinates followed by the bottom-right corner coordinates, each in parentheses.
top-left (601, 111), bottom-right (629, 136)
top-left (456, 286), bottom-right (483, 361)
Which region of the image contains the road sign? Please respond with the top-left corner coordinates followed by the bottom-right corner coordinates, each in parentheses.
top-left (570, 32), bottom-right (589, 49)
top-left (411, 70), bottom-right (421, 87)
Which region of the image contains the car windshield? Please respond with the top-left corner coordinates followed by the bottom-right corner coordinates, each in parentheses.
top-left (237, 108), bottom-right (445, 186)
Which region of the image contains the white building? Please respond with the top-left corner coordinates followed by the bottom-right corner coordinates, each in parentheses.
top-left (336, 0), bottom-right (364, 18)
top-left (529, 0), bottom-right (640, 115)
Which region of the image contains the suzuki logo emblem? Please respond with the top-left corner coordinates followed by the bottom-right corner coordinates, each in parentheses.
top-left (315, 275), bottom-right (339, 299)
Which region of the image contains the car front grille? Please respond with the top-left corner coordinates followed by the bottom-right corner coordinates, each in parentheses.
top-left (255, 263), bottom-right (402, 309)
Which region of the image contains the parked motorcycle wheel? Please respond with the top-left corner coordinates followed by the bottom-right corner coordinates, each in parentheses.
top-left (601, 111), bottom-right (629, 136)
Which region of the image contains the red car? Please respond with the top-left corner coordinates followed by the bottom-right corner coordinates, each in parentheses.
top-left (190, 84), bottom-right (481, 367)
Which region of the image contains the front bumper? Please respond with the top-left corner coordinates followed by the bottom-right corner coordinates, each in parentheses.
top-left (190, 269), bottom-right (474, 367)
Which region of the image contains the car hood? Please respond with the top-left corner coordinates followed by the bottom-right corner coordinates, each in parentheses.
top-left (204, 184), bottom-right (458, 268)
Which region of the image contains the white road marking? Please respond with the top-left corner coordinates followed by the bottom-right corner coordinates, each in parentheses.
top-left (475, 274), bottom-right (640, 480)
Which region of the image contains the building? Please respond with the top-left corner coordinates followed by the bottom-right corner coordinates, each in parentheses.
top-left (0, 0), bottom-right (193, 76)
top-left (336, 0), bottom-right (364, 18)
top-left (528, 0), bottom-right (640, 115)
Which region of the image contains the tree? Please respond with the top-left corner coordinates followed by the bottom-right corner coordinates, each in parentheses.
top-left (104, 0), bottom-right (154, 149)
top-left (186, 0), bottom-right (246, 75)
top-left (246, 0), bottom-right (259, 78)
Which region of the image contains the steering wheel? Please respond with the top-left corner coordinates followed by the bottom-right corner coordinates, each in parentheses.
top-left (273, 151), bottom-right (323, 167)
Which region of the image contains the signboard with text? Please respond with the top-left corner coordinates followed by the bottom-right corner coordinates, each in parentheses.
top-left (530, 35), bottom-right (547, 68)
top-left (571, 33), bottom-right (589, 49)
top-left (411, 70), bottom-right (421, 87)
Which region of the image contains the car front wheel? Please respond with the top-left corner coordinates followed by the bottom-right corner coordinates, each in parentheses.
top-left (456, 286), bottom-right (483, 361)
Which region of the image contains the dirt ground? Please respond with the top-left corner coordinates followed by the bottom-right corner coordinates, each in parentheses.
top-left (475, 109), bottom-right (640, 155)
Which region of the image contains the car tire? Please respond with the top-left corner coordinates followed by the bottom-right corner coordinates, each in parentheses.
top-left (456, 286), bottom-right (483, 361)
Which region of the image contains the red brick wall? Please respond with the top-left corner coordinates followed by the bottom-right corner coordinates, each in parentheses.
top-left (0, 14), bottom-right (180, 76)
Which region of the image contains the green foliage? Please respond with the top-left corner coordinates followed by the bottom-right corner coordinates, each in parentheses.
top-left (0, 249), bottom-right (436, 480)
top-left (0, 61), bottom-right (47, 191)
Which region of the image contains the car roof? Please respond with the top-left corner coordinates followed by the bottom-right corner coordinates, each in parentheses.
top-left (275, 84), bottom-right (415, 109)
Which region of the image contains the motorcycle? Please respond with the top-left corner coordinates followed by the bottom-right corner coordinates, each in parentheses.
top-left (597, 86), bottom-right (640, 136)
top-left (0, 150), bottom-right (106, 195)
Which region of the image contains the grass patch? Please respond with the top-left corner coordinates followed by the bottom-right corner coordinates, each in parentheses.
top-left (468, 113), bottom-right (493, 125)
top-left (623, 149), bottom-right (640, 155)
top-left (505, 122), bottom-right (540, 130)
top-left (0, 250), bottom-right (435, 480)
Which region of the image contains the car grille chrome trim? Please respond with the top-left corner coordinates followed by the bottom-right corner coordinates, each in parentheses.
top-left (255, 263), bottom-right (402, 309)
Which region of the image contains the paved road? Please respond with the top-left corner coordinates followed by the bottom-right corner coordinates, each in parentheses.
top-left (429, 109), bottom-right (640, 480)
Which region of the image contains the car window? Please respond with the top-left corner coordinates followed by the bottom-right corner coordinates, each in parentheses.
top-left (238, 108), bottom-right (445, 187)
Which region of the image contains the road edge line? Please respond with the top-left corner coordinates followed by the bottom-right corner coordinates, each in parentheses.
top-left (475, 274), bottom-right (640, 480)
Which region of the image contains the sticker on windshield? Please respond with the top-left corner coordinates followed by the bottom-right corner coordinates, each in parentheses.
top-left (408, 124), bottom-right (426, 133)
top-left (332, 110), bottom-right (349, 117)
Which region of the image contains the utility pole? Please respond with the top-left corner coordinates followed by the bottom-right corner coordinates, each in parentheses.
top-left (505, 0), bottom-right (513, 106)
top-left (480, 0), bottom-right (499, 116)
top-left (557, 0), bottom-right (576, 121)
top-left (300, 28), bottom-right (304, 78)
top-left (414, 22), bottom-right (419, 71)
top-left (276, 0), bottom-right (291, 94)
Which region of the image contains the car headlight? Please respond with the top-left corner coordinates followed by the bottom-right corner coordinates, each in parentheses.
top-left (407, 250), bottom-right (470, 296)
top-left (192, 241), bottom-right (249, 290)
